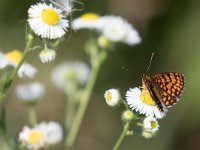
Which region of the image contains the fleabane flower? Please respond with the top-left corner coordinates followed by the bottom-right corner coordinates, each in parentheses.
top-left (28, 3), bottom-right (69, 39)
top-left (104, 89), bottom-right (120, 107)
top-left (143, 116), bottom-right (159, 133)
top-left (19, 126), bottom-right (46, 150)
top-left (16, 82), bottom-right (45, 103)
top-left (37, 122), bottom-right (63, 145)
top-left (51, 61), bottom-right (90, 90)
top-left (126, 87), bottom-right (167, 119)
top-left (19, 122), bottom-right (63, 149)
top-left (72, 13), bottom-right (102, 30)
top-left (0, 50), bottom-right (37, 78)
top-left (142, 116), bottom-right (159, 139)
top-left (99, 16), bottom-right (141, 45)
top-left (39, 48), bottom-right (56, 63)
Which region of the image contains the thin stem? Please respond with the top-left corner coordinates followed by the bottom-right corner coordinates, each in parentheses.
top-left (28, 106), bottom-right (37, 127)
top-left (122, 99), bottom-right (129, 110)
top-left (64, 81), bottom-right (78, 132)
top-left (65, 64), bottom-right (100, 148)
top-left (65, 97), bottom-right (76, 132)
top-left (113, 123), bottom-right (130, 150)
top-left (10, 35), bottom-right (34, 80)
top-left (0, 35), bottom-right (34, 102)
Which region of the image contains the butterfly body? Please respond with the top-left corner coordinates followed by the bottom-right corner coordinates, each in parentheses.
top-left (142, 72), bottom-right (185, 112)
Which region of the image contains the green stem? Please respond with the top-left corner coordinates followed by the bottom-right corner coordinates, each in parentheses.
top-left (65, 97), bottom-right (76, 132)
top-left (64, 81), bottom-right (79, 132)
top-left (10, 35), bottom-right (34, 80)
top-left (0, 35), bottom-right (34, 102)
top-left (113, 123), bottom-right (130, 150)
top-left (65, 63), bottom-right (100, 148)
top-left (28, 106), bottom-right (37, 127)
top-left (122, 99), bottom-right (129, 110)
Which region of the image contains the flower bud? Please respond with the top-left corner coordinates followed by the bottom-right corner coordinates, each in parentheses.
top-left (97, 35), bottom-right (110, 48)
top-left (122, 110), bottom-right (134, 122)
top-left (104, 89), bottom-right (120, 107)
top-left (39, 48), bottom-right (56, 63)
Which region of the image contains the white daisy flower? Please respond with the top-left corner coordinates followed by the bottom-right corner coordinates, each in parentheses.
top-left (99, 16), bottom-right (141, 45)
top-left (19, 126), bottom-right (46, 150)
top-left (104, 89), bottom-right (120, 107)
top-left (28, 3), bottom-right (69, 39)
top-left (50, 0), bottom-right (77, 16)
top-left (143, 116), bottom-right (159, 133)
top-left (71, 13), bottom-right (102, 30)
top-left (126, 87), bottom-right (167, 119)
top-left (39, 48), bottom-right (56, 63)
top-left (37, 122), bottom-right (63, 145)
top-left (0, 50), bottom-right (37, 78)
top-left (51, 61), bottom-right (90, 90)
top-left (16, 82), bottom-right (45, 103)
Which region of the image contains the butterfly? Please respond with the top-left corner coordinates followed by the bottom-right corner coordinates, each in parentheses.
top-left (142, 72), bottom-right (185, 112)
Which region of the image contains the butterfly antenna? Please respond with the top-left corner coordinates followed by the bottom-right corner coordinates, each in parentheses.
top-left (122, 66), bottom-right (135, 73)
top-left (145, 52), bottom-right (154, 74)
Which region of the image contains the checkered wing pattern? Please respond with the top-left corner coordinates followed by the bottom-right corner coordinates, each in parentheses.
top-left (151, 72), bottom-right (185, 107)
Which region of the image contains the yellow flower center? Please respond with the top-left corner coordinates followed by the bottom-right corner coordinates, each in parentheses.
top-left (106, 92), bottom-right (112, 102)
top-left (29, 130), bottom-right (45, 145)
top-left (6, 50), bottom-right (22, 64)
top-left (81, 13), bottom-right (99, 21)
top-left (41, 8), bottom-right (59, 25)
top-left (151, 121), bottom-right (157, 129)
top-left (140, 90), bottom-right (156, 106)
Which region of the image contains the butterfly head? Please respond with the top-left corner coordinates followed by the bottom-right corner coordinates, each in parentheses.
top-left (141, 73), bottom-right (147, 79)
top-left (141, 74), bottom-right (151, 91)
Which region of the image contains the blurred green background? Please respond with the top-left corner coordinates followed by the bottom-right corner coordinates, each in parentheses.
top-left (1, 0), bottom-right (200, 150)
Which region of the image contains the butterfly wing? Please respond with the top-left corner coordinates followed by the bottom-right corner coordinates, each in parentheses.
top-left (151, 72), bottom-right (185, 107)
top-left (143, 77), bottom-right (167, 112)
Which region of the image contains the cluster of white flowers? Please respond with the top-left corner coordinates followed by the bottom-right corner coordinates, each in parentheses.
top-left (104, 87), bottom-right (166, 119)
top-left (104, 87), bottom-right (161, 139)
top-left (19, 121), bottom-right (63, 150)
top-left (72, 13), bottom-right (141, 46)
top-left (0, 50), bottom-right (37, 78)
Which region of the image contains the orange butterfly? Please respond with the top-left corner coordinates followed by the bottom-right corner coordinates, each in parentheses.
top-left (142, 72), bottom-right (185, 112)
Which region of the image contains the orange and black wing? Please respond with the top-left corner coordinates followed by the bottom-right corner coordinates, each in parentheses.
top-left (151, 72), bottom-right (185, 107)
